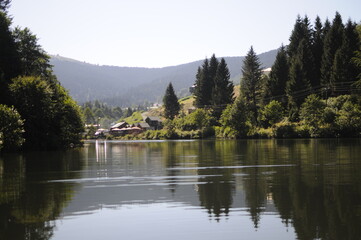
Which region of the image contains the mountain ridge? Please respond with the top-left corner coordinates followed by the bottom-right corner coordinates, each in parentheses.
top-left (50, 49), bottom-right (278, 106)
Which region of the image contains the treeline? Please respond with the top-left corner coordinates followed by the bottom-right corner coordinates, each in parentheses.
top-left (81, 100), bottom-right (147, 127)
top-left (0, 1), bottom-right (84, 151)
top-left (159, 13), bottom-right (361, 139)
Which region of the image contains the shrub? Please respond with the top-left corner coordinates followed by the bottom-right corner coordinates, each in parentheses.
top-left (219, 98), bottom-right (250, 138)
top-left (0, 105), bottom-right (25, 151)
top-left (259, 100), bottom-right (285, 127)
top-left (273, 120), bottom-right (297, 138)
top-left (299, 94), bottom-right (326, 128)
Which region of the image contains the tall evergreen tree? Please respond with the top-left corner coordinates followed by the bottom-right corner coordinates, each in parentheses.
top-left (208, 54), bottom-right (219, 93)
top-left (194, 58), bottom-right (212, 108)
top-left (163, 82), bottom-right (180, 120)
top-left (287, 40), bottom-right (312, 111)
top-left (288, 15), bottom-right (316, 93)
top-left (288, 15), bottom-right (304, 59)
top-left (241, 46), bottom-right (263, 124)
top-left (312, 16), bottom-right (324, 88)
top-left (212, 58), bottom-right (234, 118)
top-left (266, 45), bottom-right (289, 105)
top-left (343, 20), bottom-right (360, 86)
top-left (321, 12), bottom-right (345, 94)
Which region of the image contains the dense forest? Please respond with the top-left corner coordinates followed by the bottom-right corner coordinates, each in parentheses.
top-left (0, 1), bottom-right (84, 151)
top-left (159, 13), bottom-right (361, 140)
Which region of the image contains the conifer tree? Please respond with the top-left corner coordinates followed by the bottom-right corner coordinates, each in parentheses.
top-left (194, 58), bottom-right (212, 108)
top-left (288, 15), bottom-right (304, 59)
top-left (287, 40), bottom-right (312, 110)
top-left (266, 45), bottom-right (289, 106)
top-left (312, 16), bottom-right (324, 87)
top-left (212, 58), bottom-right (234, 118)
top-left (208, 54), bottom-right (219, 93)
top-left (321, 12), bottom-right (344, 94)
top-left (241, 46), bottom-right (263, 124)
top-left (163, 82), bottom-right (180, 120)
top-left (323, 18), bottom-right (331, 36)
top-left (343, 20), bottom-right (360, 85)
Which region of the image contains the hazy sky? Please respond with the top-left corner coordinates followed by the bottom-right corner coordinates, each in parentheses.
top-left (9, 0), bottom-right (361, 68)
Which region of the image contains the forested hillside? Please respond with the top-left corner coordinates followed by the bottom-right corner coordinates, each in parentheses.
top-left (51, 50), bottom-right (277, 106)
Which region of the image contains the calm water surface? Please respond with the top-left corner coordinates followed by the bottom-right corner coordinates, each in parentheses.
top-left (1, 139), bottom-right (361, 240)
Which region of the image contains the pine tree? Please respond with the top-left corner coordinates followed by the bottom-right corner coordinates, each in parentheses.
top-left (193, 58), bottom-right (212, 108)
top-left (208, 54), bottom-right (219, 92)
top-left (288, 15), bottom-right (304, 59)
top-left (312, 16), bottom-right (324, 88)
top-left (241, 46), bottom-right (263, 124)
top-left (163, 82), bottom-right (180, 120)
top-left (266, 45), bottom-right (289, 106)
top-left (212, 58), bottom-right (234, 118)
top-left (343, 20), bottom-right (360, 85)
top-left (287, 41), bottom-right (312, 110)
top-left (321, 12), bottom-right (344, 94)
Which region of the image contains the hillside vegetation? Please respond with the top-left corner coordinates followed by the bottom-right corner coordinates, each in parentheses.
top-left (51, 50), bottom-right (277, 106)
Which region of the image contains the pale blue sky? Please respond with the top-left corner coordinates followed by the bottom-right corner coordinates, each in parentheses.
top-left (9, 0), bottom-right (361, 68)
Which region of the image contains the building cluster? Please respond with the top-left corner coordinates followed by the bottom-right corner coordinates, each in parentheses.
top-left (94, 116), bottom-right (162, 138)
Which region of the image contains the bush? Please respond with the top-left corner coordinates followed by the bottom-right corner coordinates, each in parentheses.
top-left (175, 108), bottom-right (213, 131)
top-left (259, 100), bottom-right (285, 127)
top-left (335, 100), bottom-right (361, 137)
top-left (273, 120), bottom-right (297, 138)
top-left (255, 128), bottom-right (274, 138)
top-left (219, 98), bottom-right (250, 138)
top-left (0, 105), bottom-right (25, 151)
top-left (299, 94), bottom-right (326, 128)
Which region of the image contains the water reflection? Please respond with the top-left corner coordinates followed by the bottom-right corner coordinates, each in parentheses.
top-left (0, 150), bottom-right (84, 240)
top-left (1, 139), bottom-right (361, 240)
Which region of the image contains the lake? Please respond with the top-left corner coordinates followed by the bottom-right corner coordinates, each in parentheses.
top-left (1, 139), bottom-right (361, 240)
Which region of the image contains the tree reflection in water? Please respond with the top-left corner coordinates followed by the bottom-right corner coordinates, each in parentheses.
top-left (0, 150), bottom-right (84, 240)
top-left (1, 139), bottom-right (361, 240)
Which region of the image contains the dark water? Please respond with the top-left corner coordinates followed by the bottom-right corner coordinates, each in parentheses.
top-left (1, 139), bottom-right (361, 240)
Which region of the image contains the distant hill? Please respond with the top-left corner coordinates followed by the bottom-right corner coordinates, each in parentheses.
top-left (50, 49), bottom-right (278, 107)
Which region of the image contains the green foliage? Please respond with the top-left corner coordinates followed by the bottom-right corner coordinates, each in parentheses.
top-left (163, 82), bottom-right (180, 119)
top-left (194, 59), bottom-right (212, 108)
top-left (175, 108), bottom-right (213, 131)
top-left (336, 98), bottom-right (361, 136)
top-left (259, 100), bottom-right (285, 127)
top-left (13, 27), bottom-right (52, 78)
top-left (240, 46), bottom-right (263, 124)
top-left (0, 104), bottom-right (24, 151)
top-left (0, 11), bottom-right (21, 103)
top-left (81, 101), bottom-right (124, 127)
top-left (193, 55), bottom-right (234, 114)
top-left (273, 120), bottom-right (297, 138)
top-left (9, 76), bottom-right (84, 150)
top-left (0, 6), bottom-right (84, 151)
top-left (212, 58), bottom-right (234, 118)
top-left (300, 95), bottom-right (326, 127)
top-left (219, 97), bottom-right (250, 138)
top-left (321, 12), bottom-right (345, 93)
top-left (265, 45), bottom-right (289, 105)
top-left (121, 111), bottom-right (144, 125)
